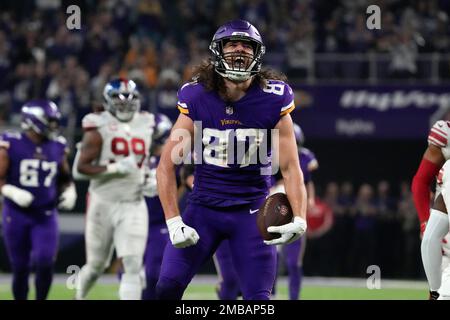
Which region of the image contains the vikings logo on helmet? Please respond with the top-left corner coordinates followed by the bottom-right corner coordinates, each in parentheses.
top-left (103, 78), bottom-right (140, 122)
top-left (21, 100), bottom-right (61, 139)
top-left (209, 19), bottom-right (266, 82)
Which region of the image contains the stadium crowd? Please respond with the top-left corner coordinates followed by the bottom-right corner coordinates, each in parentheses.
top-left (1, 0), bottom-right (450, 128)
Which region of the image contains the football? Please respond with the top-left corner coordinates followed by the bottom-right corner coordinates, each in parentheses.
top-left (257, 193), bottom-right (294, 241)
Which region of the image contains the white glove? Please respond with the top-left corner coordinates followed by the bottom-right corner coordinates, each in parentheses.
top-left (107, 154), bottom-right (138, 175)
top-left (264, 216), bottom-right (307, 245)
top-left (142, 168), bottom-right (158, 198)
top-left (58, 183), bottom-right (77, 210)
top-left (1, 184), bottom-right (34, 208)
top-left (166, 216), bottom-right (200, 248)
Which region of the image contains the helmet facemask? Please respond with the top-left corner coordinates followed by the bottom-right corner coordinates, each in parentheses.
top-left (210, 37), bottom-right (265, 82)
top-left (105, 91), bottom-right (140, 122)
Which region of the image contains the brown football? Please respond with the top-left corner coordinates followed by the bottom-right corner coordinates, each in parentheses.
top-left (257, 193), bottom-right (294, 241)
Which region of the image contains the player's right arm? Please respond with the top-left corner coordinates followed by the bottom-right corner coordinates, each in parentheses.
top-left (412, 121), bottom-right (447, 236)
top-left (76, 129), bottom-right (107, 176)
top-left (0, 138), bottom-right (34, 207)
top-left (76, 129), bottom-right (136, 177)
top-left (0, 146), bottom-right (9, 191)
top-left (157, 113), bottom-right (199, 248)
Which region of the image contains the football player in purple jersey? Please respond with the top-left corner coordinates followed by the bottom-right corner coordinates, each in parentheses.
top-left (272, 124), bottom-right (318, 300)
top-left (156, 19), bottom-right (308, 300)
top-left (0, 100), bottom-right (76, 300)
top-left (141, 113), bottom-right (173, 300)
top-left (213, 124), bottom-right (318, 300)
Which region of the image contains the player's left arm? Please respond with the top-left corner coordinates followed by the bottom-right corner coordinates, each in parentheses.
top-left (264, 114), bottom-right (307, 245)
top-left (0, 144), bottom-right (34, 207)
top-left (276, 114), bottom-right (307, 221)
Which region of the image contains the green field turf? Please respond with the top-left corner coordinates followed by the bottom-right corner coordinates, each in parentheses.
top-left (0, 283), bottom-right (429, 300)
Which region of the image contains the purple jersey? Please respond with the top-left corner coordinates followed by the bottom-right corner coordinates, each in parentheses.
top-left (0, 131), bottom-right (67, 214)
top-left (299, 147), bottom-right (318, 184)
top-left (145, 156), bottom-right (165, 225)
top-left (177, 80), bottom-right (295, 206)
top-left (145, 155), bottom-right (182, 225)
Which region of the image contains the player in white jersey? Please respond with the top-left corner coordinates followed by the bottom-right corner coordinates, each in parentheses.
top-left (426, 160), bottom-right (450, 300)
top-left (73, 78), bottom-right (154, 300)
top-left (412, 120), bottom-right (450, 299)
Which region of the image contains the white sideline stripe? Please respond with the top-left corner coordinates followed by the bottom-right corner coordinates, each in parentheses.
top-left (0, 274), bottom-right (428, 290)
top-left (58, 214), bottom-right (85, 233)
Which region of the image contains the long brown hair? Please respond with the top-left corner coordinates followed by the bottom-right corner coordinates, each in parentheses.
top-left (191, 59), bottom-right (288, 96)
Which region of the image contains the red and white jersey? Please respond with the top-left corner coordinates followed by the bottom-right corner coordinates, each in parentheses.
top-left (428, 121), bottom-right (450, 197)
top-left (437, 159), bottom-right (450, 259)
top-left (428, 120), bottom-right (450, 159)
top-left (81, 111), bottom-right (154, 202)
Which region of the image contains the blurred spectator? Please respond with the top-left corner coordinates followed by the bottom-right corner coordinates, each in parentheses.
top-left (90, 61), bottom-right (114, 103)
top-left (388, 30), bottom-right (419, 80)
top-left (315, 14), bottom-right (341, 79)
top-left (351, 183), bottom-right (377, 276)
top-left (137, 0), bottom-right (165, 44)
top-left (374, 180), bottom-right (400, 278)
top-left (398, 180), bottom-right (421, 278)
top-left (324, 181), bottom-right (354, 276)
top-left (286, 19), bottom-right (314, 80)
top-left (154, 68), bottom-right (181, 122)
top-left (303, 197), bottom-right (334, 277)
top-left (341, 14), bottom-right (372, 79)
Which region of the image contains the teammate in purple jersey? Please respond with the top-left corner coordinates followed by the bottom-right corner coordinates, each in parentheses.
top-left (0, 100), bottom-right (77, 300)
top-left (155, 19), bottom-right (308, 300)
top-left (213, 123), bottom-right (318, 300)
top-left (141, 113), bottom-right (173, 300)
top-left (275, 124), bottom-right (318, 300)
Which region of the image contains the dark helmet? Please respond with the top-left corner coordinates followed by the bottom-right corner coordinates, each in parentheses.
top-left (21, 100), bottom-right (61, 139)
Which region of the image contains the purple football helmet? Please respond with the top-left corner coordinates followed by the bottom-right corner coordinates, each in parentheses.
top-left (209, 19), bottom-right (265, 82)
top-left (21, 100), bottom-right (61, 139)
top-left (153, 113), bottom-right (172, 146)
top-left (293, 123), bottom-right (305, 147)
top-left (103, 77), bottom-right (140, 122)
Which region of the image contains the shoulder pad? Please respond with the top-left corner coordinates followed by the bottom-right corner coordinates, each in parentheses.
top-left (263, 80), bottom-right (295, 116)
top-left (82, 112), bottom-right (106, 130)
top-left (136, 111), bottom-right (155, 128)
top-left (2, 130), bottom-right (22, 139)
top-left (177, 82), bottom-right (202, 116)
top-left (428, 120), bottom-right (450, 148)
top-left (0, 131), bottom-right (22, 148)
top-left (55, 135), bottom-right (67, 145)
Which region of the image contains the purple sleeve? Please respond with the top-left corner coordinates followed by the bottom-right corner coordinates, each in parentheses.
top-left (176, 83), bottom-right (198, 121)
top-left (280, 83), bottom-right (295, 117)
top-left (0, 132), bottom-right (17, 158)
top-left (0, 134), bottom-right (10, 150)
